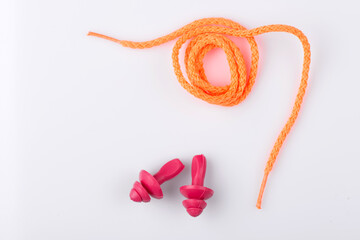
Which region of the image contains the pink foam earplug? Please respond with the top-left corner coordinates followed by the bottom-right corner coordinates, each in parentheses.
top-left (180, 154), bottom-right (214, 217)
top-left (130, 159), bottom-right (185, 202)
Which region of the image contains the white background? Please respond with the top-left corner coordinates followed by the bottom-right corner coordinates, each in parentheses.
top-left (1, 0), bottom-right (360, 239)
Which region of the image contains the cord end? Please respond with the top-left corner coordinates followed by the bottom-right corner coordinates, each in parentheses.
top-left (86, 31), bottom-right (124, 45)
top-left (256, 171), bottom-right (269, 209)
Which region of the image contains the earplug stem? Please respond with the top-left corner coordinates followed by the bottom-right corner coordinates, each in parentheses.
top-left (191, 155), bottom-right (206, 186)
top-left (153, 159), bottom-right (184, 185)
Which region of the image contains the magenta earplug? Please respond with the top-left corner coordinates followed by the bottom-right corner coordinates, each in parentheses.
top-left (130, 159), bottom-right (184, 202)
top-left (180, 154), bottom-right (214, 217)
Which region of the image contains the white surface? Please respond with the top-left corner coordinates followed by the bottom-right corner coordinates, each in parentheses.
top-left (1, 0), bottom-right (360, 239)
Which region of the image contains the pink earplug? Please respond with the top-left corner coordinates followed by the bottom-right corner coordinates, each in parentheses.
top-left (130, 159), bottom-right (184, 202)
top-left (180, 154), bottom-right (214, 217)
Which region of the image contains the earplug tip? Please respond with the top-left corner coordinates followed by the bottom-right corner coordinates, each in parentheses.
top-left (130, 189), bottom-right (142, 202)
top-left (186, 208), bottom-right (203, 217)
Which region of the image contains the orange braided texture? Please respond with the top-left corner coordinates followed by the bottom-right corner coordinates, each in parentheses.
top-left (88, 17), bottom-right (311, 209)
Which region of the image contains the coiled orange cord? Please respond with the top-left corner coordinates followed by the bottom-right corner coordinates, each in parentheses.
top-left (88, 17), bottom-right (311, 209)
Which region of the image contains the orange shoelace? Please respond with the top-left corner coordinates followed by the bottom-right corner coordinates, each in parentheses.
top-left (88, 17), bottom-right (311, 209)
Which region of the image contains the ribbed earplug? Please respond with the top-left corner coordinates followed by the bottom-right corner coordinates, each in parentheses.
top-left (130, 159), bottom-right (184, 202)
top-left (180, 155), bottom-right (214, 217)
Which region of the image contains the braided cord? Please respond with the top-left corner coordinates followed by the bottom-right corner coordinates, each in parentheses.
top-left (88, 17), bottom-right (311, 209)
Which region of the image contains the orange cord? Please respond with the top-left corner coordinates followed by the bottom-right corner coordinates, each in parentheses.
top-left (88, 17), bottom-right (311, 209)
